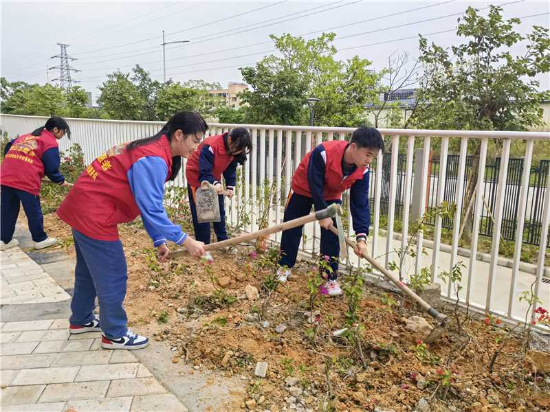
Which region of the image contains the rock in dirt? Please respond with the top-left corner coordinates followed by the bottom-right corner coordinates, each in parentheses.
top-left (414, 397), bottom-right (430, 412)
top-left (332, 328), bottom-right (348, 337)
top-left (245, 285), bottom-right (260, 301)
top-left (526, 349), bottom-right (550, 373)
top-left (285, 377), bottom-right (300, 387)
top-left (254, 362), bottom-right (269, 377)
top-left (221, 351), bottom-right (233, 367)
top-left (275, 324), bottom-right (287, 334)
top-left (289, 386), bottom-right (303, 397)
top-left (218, 276), bottom-right (231, 287)
top-left (261, 320), bottom-right (270, 328)
top-left (405, 316), bottom-right (432, 338)
top-left (245, 398), bottom-right (257, 409)
top-left (245, 313), bottom-right (259, 322)
top-left (172, 356), bottom-right (180, 363)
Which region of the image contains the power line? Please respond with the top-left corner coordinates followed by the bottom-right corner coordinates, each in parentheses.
top-left (76, 0), bottom-right (524, 77)
top-left (71, 1), bottom-right (288, 57)
top-left (78, 0), bottom-right (343, 64)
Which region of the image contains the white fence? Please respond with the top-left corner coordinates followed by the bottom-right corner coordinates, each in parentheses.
top-left (1, 114), bottom-right (549, 327)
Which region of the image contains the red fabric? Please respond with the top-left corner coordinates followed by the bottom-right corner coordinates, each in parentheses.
top-left (291, 140), bottom-right (366, 200)
top-left (0, 130), bottom-right (59, 195)
top-left (57, 135), bottom-right (173, 241)
top-left (185, 133), bottom-right (234, 188)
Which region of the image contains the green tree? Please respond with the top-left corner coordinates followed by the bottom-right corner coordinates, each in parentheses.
top-left (410, 5), bottom-right (550, 241)
top-left (131, 65), bottom-right (161, 121)
top-left (65, 86), bottom-right (90, 118)
top-left (155, 80), bottom-right (223, 120)
top-left (9, 84), bottom-right (67, 116)
top-left (215, 106), bottom-right (247, 124)
top-left (411, 5), bottom-right (549, 132)
top-left (98, 71), bottom-right (144, 120)
top-left (1, 78), bottom-right (33, 113)
top-left (240, 33), bottom-right (378, 127)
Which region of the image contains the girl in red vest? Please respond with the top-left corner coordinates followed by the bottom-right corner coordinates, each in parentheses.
top-left (277, 127), bottom-right (384, 296)
top-left (185, 127), bottom-right (252, 245)
top-left (57, 112), bottom-right (207, 350)
top-left (1, 116), bottom-right (72, 251)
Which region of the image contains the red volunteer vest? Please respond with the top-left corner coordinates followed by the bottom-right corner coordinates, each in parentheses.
top-left (291, 140), bottom-right (366, 200)
top-left (57, 135), bottom-right (173, 241)
top-left (185, 133), bottom-right (234, 188)
top-left (0, 130), bottom-right (59, 195)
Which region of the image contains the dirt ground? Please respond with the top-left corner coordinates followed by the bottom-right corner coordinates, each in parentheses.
top-left (34, 208), bottom-right (550, 412)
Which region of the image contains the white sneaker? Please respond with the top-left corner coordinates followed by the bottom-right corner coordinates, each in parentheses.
top-left (0, 239), bottom-right (19, 251)
top-left (325, 280), bottom-right (343, 297)
top-left (101, 330), bottom-right (149, 350)
top-left (34, 237), bottom-right (57, 250)
top-left (276, 268), bottom-right (291, 283)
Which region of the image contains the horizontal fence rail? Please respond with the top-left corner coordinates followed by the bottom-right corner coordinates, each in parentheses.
top-left (1, 114), bottom-right (549, 328)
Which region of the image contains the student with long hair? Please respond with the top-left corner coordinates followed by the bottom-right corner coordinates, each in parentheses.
top-left (57, 111), bottom-right (207, 350)
top-left (1, 116), bottom-right (72, 251)
top-left (185, 127), bottom-right (252, 244)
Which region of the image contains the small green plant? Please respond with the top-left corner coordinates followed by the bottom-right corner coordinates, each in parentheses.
top-left (413, 340), bottom-right (440, 365)
top-left (213, 316), bottom-right (228, 326)
top-left (281, 358), bottom-right (295, 376)
top-left (439, 262), bottom-right (465, 330)
top-left (205, 263), bottom-right (237, 306)
top-left (157, 311), bottom-right (169, 324)
top-left (409, 267), bottom-right (432, 294)
top-left (380, 293), bottom-right (398, 310)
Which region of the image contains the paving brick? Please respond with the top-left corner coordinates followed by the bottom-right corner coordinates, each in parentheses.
top-left (24, 294), bottom-right (70, 304)
top-left (40, 287), bottom-right (67, 297)
top-left (11, 366), bottom-right (80, 385)
top-left (109, 350), bottom-right (137, 364)
top-left (2, 293), bottom-right (44, 304)
top-left (0, 384), bottom-right (46, 406)
top-left (75, 363), bottom-right (139, 382)
top-left (90, 338), bottom-right (102, 350)
top-left (106, 377), bottom-right (166, 398)
top-left (63, 396), bottom-right (133, 412)
top-left (2, 320), bottom-right (53, 332)
top-left (0, 369), bottom-right (20, 386)
top-left (69, 331), bottom-right (102, 340)
top-left (2, 402), bottom-right (66, 411)
top-left (53, 351), bottom-right (112, 367)
top-left (1, 341), bottom-right (39, 355)
top-left (130, 394), bottom-right (189, 412)
top-left (34, 339), bottom-right (93, 354)
top-left (6, 273), bottom-right (49, 285)
top-left (42, 329), bottom-right (71, 341)
top-left (10, 281), bottom-right (35, 293)
top-left (33, 278), bottom-right (59, 286)
top-left (15, 330), bottom-right (46, 342)
top-left (49, 319), bottom-right (69, 330)
top-left (39, 381), bottom-right (109, 403)
top-left (0, 332), bottom-right (20, 344)
top-left (136, 364), bottom-right (153, 378)
top-left (1, 353), bottom-right (58, 370)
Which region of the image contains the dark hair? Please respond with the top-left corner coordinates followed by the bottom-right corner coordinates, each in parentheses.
top-left (228, 127), bottom-right (252, 164)
top-left (32, 116), bottom-right (71, 139)
top-left (127, 111), bottom-right (208, 181)
top-left (350, 127), bottom-right (384, 153)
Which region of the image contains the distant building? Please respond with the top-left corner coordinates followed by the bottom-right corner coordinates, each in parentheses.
top-left (86, 92), bottom-right (93, 108)
top-left (209, 82), bottom-right (248, 108)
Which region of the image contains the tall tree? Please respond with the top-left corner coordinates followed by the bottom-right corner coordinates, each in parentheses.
top-left (98, 71), bottom-right (144, 120)
top-left (240, 33), bottom-right (378, 127)
top-left (410, 5), bottom-right (550, 241)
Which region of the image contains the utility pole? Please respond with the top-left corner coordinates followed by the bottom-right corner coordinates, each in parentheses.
top-left (50, 43), bottom-right (80, 91)
top-left (161, 30), bottom-right (189, 83)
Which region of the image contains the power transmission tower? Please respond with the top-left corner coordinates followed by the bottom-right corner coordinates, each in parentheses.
top-left (49, 43), bottom-right (80, 90)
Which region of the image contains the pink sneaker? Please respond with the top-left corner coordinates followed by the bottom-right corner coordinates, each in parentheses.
top-left (324, 280), bottom-right (342, 297)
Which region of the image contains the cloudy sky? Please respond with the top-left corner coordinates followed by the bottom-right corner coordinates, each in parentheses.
top-left (1, 0), bottom-right (549, 100)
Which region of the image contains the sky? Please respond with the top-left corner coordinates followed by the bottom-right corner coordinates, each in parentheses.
top-left (1, 0), bottom-right (549, 101)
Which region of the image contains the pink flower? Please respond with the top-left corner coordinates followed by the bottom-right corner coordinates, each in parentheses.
top-left (484, 318), bottom-right (491, 326)
top-left (436, 368), bottom-right (444, 375)
top-left (323, 255), bottom-right (330, 262)
top-left (249, 251), bottom-right (257, 259)
top-left (535, 307), bottom-right (548, 315)
top-left (416, 340), bottom-right (423, 345)
top-left (495, 319), bottom-right (502, 325)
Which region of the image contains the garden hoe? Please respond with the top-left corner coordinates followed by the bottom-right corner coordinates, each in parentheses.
top-left (170, 203), bottom-right (347, 260)
top-left (328, 225), bottom-right (447, 344)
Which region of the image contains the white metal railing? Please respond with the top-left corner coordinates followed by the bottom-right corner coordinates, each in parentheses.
top-left (1, 114), bottom-right (549, 327)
